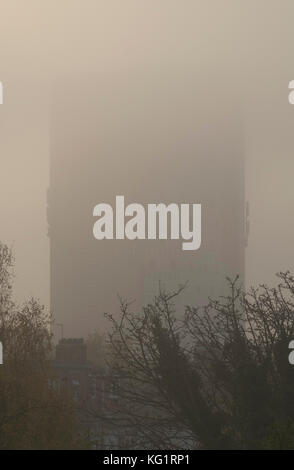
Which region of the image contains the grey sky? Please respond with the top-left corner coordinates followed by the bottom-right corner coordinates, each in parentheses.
top-left (0, 1), bottom-right (293, 311)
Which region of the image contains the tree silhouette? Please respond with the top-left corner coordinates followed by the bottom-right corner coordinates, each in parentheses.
top-left (105, 274), bottom-right (294, 449)
top-left (0, 242), bottom-right (88, 449)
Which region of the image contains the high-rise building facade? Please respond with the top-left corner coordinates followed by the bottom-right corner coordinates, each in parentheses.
top-left (48, 70), bottom-right (245, 337)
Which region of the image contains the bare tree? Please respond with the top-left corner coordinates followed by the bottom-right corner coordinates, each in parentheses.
top-left (105, 273), bottom-right (294, 449)
top-left (0, 242), bottom-right (88, 449)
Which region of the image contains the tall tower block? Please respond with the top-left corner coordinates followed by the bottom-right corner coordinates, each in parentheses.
top-left (48, 70), bottom-right (245, 337)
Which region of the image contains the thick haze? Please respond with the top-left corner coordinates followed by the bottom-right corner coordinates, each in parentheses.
top-left (0, 1), bottom-right (294, 325)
